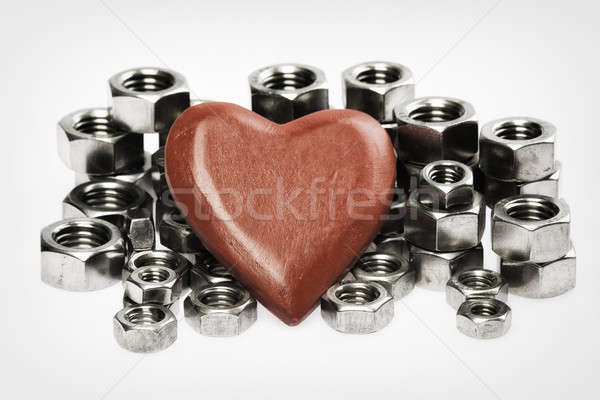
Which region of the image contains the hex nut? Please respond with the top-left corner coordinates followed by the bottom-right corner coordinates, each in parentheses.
top-left (249, 63), bottom-right (328, 123)
top-left (113, 304), bottom-right (177, 353)
top-left (109, 67), bottom-right (190, 133)
top-left (123, 293), bottom-right (180, 315)
top-left (184, 283), bottom-right (257, 337)
top-left (321, 281), bottom-right (394, 334)
top-left (446, 270), bottom-right (508, 310)
top-left (343, 61), bottom-right (415, 122)
top-left (41, 218), bottom-right (125, 291)
top-left (62, 179), bottom-right (155, 251)
top-left (419, 160), bottom-right (474, 210)
top-left (397, 156), bottom-right (479, 194)
top-left (394, 96), bottom-right (478, 164)
top-left (57, 107), bottom-right (144, 174)
top-left (405, 190), bottom-right (485, 252)
top-left (480, 117), bottom-right (556, 181)
top-left (352, 253), bottom-right (415, 299)
top-left (151, 147), bottom-right (167, 195)
top-left (500, 243), bottom-right (576, 298)
top-left (125, 266), bottom-right (183, 305)
top-left (74, 152), bottom-right (153, 193)
top-left (492, 195), bottom-right (570, 262)
top-left (483, 161), bottom-right (560, 207)
top-left (379, 191), bottom-right (407, 234)
top-left (409, 243), bottom-right (484, 291)
top-left (124, 250), bottom-right (191, 288)
top-left (190, 255), bottom-right (235, 293)
top-left (374, 233), bottom-right (410, 261)
top-left (456, 298), bottom-right (512, 339)
top-left (159, 208), bottom-right (206, 253)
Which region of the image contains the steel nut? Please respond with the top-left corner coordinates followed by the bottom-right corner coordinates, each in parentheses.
top-left (492, 195), bottom-right (570, 262)
top-left (446, 270), bottom-right (508, 310)
top-left (57, 107), bottom-right (144, 174)
top-left (480, 117), bottom-right (556, 181)
top-left (124, 250), bottom-right (191, 288)
top-left (159, 208), bottom-right (206, 253)
top-left (419, 160), bottom-right (474, 209)
top-left (483, 161), bottom-right (560, 207)
top-left (409, 243), bottom-right (483, 291)
top-left (190, 255), bottom-right (235, 293)
top-left (249, 63), bottom-right (328, 123)
top-left (125, 266), bottom-right (183, 305)
top-left (456, 298), bottom-right (511, 339)
top-left (74, 152), bottom-right (153, 192)
top-left (321, 281), bottom-right (394, 334)
top-left (374, 233), bottom-right (410, 261)
top-left (62, 179), bottom-right (155, 251)
top-left (342, 61), bottom-right (414, 122)
top-left (394, 96), bottom-right (478, 164)
top-left (123, 293), bottom-right (180, 315)
top-left (405, 190), bottom-right (485, 252)
top-left (113, 304), bottom-right (177, 353)
top-left (151, 147), bottom-right (167, 195)
top-left (379, 191), bottom-right (407, 234)
top-left (41, 218), bottom-right (125, 291)
top-left (109, 67), bottom-right (190, 133)
top-left (352, 253), bottom-right (415, 299)
top-left (184, 283), bottom-right (257, 337)
top-left (500, 243), bottom-right (576, 298)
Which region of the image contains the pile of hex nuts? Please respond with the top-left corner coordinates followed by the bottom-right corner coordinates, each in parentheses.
top-left (40, 62), bottom-right (575, 352)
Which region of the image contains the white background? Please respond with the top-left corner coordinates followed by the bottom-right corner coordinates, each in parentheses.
top-left (1, 0), bottom-right (599, 398)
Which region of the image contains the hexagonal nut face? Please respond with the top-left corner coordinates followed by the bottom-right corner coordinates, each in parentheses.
top-left (405, 191), bottom-right (485, 252)
top-left (62, 179), bottom-right (154, 251)
top-left (410, 243), bottom-right (483, 291)
top-left (483, 161), bottom-right (560, 207)
top-left (321, 281), bottom-right (394, 334)
top-left (184, 284), bottom-right (257, 337)
top-left (374, 233), bottom-right (410, 261)
top-left (379, 190), bottom-right (407, 234)
top-left (124, 250), bottom-right (190, 288)
top-left (500, 243), bottom-right (575, 298)
top-left (190, 255), bottom-right (235, 293)
top-left (419, 160), bottom-right (474, 209)
top-left (249, 64), bottom-right (329, 123)
top-left (113, 305), bottom-right (177, 353)
top-left (394, 97), bottom-right (478, 164)
top-left (40, 218), bottom-right (125, 291)
top-left (492, 195), bottom-right (570, 263)
top-left (446, 270), bottom-right (508, 310)
top-left (125, 266), bottom-right (183, 305)
top-left (456, 299), bottom-right (512, 339)
top-left (159, 208), bottom-right (205, 253)
top-left (480, 117), bottom-right (556, 181)
top-left (57, 107), bottom-right (144, 174)
top-left (343, 61), bottom-right (414, 122)
top-left (109, 67), bottom-right (190, 133)
top-left (352, 253), bottom-right (415, 299)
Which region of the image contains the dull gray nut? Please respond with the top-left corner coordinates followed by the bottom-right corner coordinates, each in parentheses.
top-left (456, 298), bottom-right (511, 339)
top-left (352, 252), bottom-right (415, 299)
top-left (446, 270), bottom-right (508, 310)
top-left (113, 304), bottom-right (177, 353)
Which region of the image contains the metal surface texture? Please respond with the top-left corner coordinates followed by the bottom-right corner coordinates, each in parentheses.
top-left (124, 250), bottom-right (191, 288)
top-left (456, 298), bottom-right (512, 339)
top-left (351, 252), bottom-right (415, 299)
top-left (113, 304), bottom-right (177, 353)
top-left (159, 208), bottom-right (207, 254)
top-left (446, 269), bottom-right (508, 310)
top-left (124, 265), bottom-right (184, 305)
top-left (418, 160), bottom-right (474, 209)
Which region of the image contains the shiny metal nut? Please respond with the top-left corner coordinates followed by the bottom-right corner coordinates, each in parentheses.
top-left (41, 218), bottom-right (125, 291)
top-left (410, 243), bottom-right (483, 291)
top-left (190, 255), bottom-right (235, 293)
top-left (321, 281), bottom-right (394, 334)
top-left (419, 160), bottom-right (474, 209)
top-left (405, 190), bottom-right (485, 252)
top-left (159, 208), bottom-right (206, 253)
top-left (249, 63), bottom-right (328, 123)
top-left (352, 253), bottom-right (415, 299)
top-left (125, 266), bottom-right (183, 305)
top-left (63, 179), bottom-right (155, 251)
top-left (57, 107), bottom-right (144, 174)
top-left (480, 117), bottom-right (556, 181)
top-left (113, 304), bottom-right (177, 353)
top-left (397, 156), bottom-right (479, 194)
top-left (492, 195), bottom-right (570, 262)
top-left (184, 283), bottom-right (257, 337)
top-left (500, 243), bottom-right (576, 298)
top-left (109, 67), bottom-right (190, 133)
top-left (483, 161), bottom-right (560, 207)
top-left (74, 152), bottom-right (153, 193)
top-left (124, 250), bottom-right (191, 288)
top-left (342, 61), bottom-right (414, 122)
top-left (374, 233), bottom-right (410, 261)
top-left (379, 191), bottom-right (407, 234)
top-left (151, 147), bottom-right (167, 195)
top-left (123, 294), bottom-right (180, 315)
top-left (446, 270), bottom-right (508, 310)
top-left (456, 299), bottom-right (511, 339)
top-left (394, 96), bottom-right (478, 164)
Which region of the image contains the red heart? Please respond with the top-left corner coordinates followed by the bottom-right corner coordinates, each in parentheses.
top-left (165, 103), bottom-right (395, 325)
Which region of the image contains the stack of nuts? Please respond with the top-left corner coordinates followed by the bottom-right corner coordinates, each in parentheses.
top-left (40, 61), bottom-right (576, 352)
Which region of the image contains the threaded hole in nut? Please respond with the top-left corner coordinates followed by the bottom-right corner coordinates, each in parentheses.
top-left (355, 65), bottom-right (402, 84)
top-left (428, 164), bottom-right (465, 184)
top-left (494, 121), bottom-right (542, 140)
top-left (122, 70), bottom-right (175, 92)
top-left (139, 267), bottom-right (171, 283)
top-left (125, 307), bottom-right (166, 325)
top-left (199, 286), bottom-right (243, 308)
top-left (73, 115), bottom-right (118, 137)
top-left (79, 183), bottom-right (138, 210)
top-left (261, 67), bottom-right (316, 90)
top-left (358, 256), bottom-right (402, 275)
top-left (458, 271), bottom-right (497, 289)
top-left (504, 197), bottom-right (560, 221)
top-left (470, 303), bottom-right (499, 317)
top-left (408, 99), bottom-right (465, 122)
top-left (336, 283), bottom-right (379, 305)
top-left (53, 221), bottom-right (112, 249)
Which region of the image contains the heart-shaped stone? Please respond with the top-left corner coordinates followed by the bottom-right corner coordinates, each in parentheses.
top-left (165, 103), bottom-right (395, 325)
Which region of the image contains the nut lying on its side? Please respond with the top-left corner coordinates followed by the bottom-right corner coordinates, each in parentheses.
top-left (456, 298), bottom-right (511, 339)
top-left (113, 304), bottom-right (177, 353)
